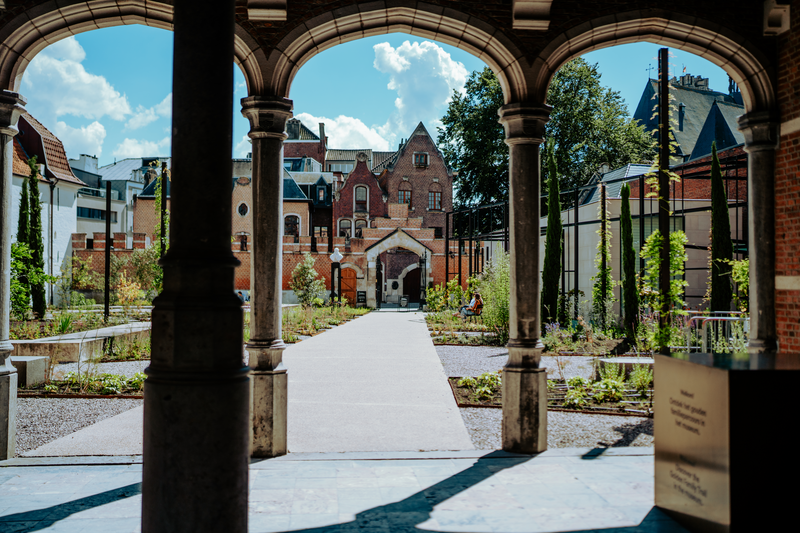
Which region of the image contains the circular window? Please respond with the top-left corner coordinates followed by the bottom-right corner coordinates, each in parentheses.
top-left (238, 203), bottom-right (248, 216)
top-left (391, 281), bottom-right (399, 290)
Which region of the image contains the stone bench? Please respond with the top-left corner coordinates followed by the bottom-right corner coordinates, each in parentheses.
top-left (10, 356), bottom-right (49, 387)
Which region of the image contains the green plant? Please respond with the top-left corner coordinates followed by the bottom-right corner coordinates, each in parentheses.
top-left (56, 313), bottom-right (74, 335)
top-left (477, 251), bottom-right (509, 344)
top-left (127, 372), bottom-right (147, 391)
top-left (591, 186), bottom-right (614, 328)
top-left (457, 376), bottom-right (477, 388)
top-left (640, 229), bottom-right (689, 347)
top-left (27, 157), bottom-right (47, 317)
top-left (290, 253), bottom-right (326, 307)
top-left (97, 373), bottom-right (125, 394)
top-left (566, 376), bottom-right (590, 389)
top-left (563, 388), bottom-right (590, 408)
top-left (43, 383), bottom-right (58, 393)
top-left (629, 363), bottom-right (653, 398)
top-left (709, 141), bottom-right (733, 312)
top-left (541, 139), bottom-right (562, 324)
top-left (725, 258), bottom-right (749, 312)
top-left (473, 385), bottom-right (495, 401)
top-left (620, 183), bottom-right (639, 338)
top-left (593, 378), bottom-right (624, 403)
top-left (547, 379), bottom-right (557, 390)
top-left (597, 358), bottom-right (624, 382)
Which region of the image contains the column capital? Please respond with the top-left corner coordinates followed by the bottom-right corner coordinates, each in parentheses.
top-left (0, 90), bottom-right (26, 137)
top-left (241, 96), bottom-right (293, 140)
top-left (498, 102), bottom-right (551, 145)
top-left (738, 111), bottom-right (779, 152)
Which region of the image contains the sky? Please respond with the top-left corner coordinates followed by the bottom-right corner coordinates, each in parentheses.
top-left (19, 25), bottom-right (731, 168)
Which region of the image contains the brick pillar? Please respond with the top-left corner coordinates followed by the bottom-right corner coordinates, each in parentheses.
top-left (241, 96), bottom-right (292, 457)
top-left (498, 102), bottom-right (550, 454)
top-left (0, 90), bottom-right (25, 460)
top-left (141, 1), bottom-right (249, 532)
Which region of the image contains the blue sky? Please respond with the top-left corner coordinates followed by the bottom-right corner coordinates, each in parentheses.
top-left (20, 25), bottom-right (730, 167)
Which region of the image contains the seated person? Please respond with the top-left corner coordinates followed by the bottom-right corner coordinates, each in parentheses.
top-left (458, 292), bottom-right (483, 318)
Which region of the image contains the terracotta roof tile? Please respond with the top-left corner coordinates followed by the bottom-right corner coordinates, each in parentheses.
top-left (20, 112), bottom-right (85, 186)
top-left (12, 139), bottom-right (31, 177)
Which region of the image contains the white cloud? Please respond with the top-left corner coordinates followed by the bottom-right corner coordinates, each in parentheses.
top-left (125, 93), bottom-right (172, 130)
top-left (235, 134), bottom-right (251, 157)
top-left (23, 37), bottom-right (131, 123)
top-left (53, 121), bottom-right (106, 158)
top-left (372, 41), bottom-right (468, 143)
top-left (112, 136), bottom-right (170, 159)
top-left (296, 113), bottom-right (390, 150)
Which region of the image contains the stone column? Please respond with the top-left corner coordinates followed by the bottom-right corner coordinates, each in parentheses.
top-left (0, 90), bottom-right (25, 461)
top-left (738, 111), bottom-right (779, 355)
top-left (141, 1), bottom-right (249, 532)
top-left (498, 103), bottom-right (550, 454)
top-left (241, 96), bottom-right (292, 457)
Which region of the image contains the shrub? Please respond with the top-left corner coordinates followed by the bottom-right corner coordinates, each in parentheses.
top-left (593, 378), bottom-right (624, 403)
top-left (290, 253), bottom-right (326, 306)
top-left (629, 363), bottom-right (653, 397)
top-left (477, 251), bottom-right (509, 344)
top-left (563, 388), bottom-right (590, 408)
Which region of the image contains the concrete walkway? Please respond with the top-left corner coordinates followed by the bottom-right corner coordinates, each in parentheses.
top-left (23, 310), bottom-right (472, 456)
top-left (0, 448), bottom-right (688, 533)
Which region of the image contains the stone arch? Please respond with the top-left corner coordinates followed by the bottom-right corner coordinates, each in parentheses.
top-left (0, 1), bottom-right (266, 95)
top-left (364, 230), bottom-right (431, 307)
top-left (265, 5), bottom-right (530, 104)
top-left (397, 261), bottom-right (419, 284)
top-left (532, 11), bottom-right (775, 114)
top-left (340, 262), bottom-right (364, 279)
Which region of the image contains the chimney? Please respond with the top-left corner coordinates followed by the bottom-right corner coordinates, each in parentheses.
top-left (286, 119), bottom-right (300, 140)
top-left (319, 123), bottom-right (326, 168)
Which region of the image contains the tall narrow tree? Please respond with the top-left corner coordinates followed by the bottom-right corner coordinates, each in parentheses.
top-left (541, 143), bottom-right (562, 324)
top-left (27, 157), bottom-right (47, 317)
top-left (709, 142), bottom-right (733, 311)
top-left (620, 183), bottom-right (639, 338)
top-left (15, 169), bottom-right (31, 309)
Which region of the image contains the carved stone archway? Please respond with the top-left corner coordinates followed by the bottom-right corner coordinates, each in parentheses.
top-left (364, 230), bottom-right (430, 307)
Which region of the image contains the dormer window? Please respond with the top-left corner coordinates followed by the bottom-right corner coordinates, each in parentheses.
top-left (414, 153), bottom-right (429, 167)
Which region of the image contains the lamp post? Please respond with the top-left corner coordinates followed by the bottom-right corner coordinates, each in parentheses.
top-left (330, 247), bottom-right (343, 304)
top-left (419, 251), bottom-right (427, 309)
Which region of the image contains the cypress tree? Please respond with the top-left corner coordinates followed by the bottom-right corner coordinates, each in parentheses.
top-left (541, 143), bottom-right (562, 324)
top-left (15, 168), bottom-right (31, 309)
top-left (710, 142), bottom-right (733, 311)
top-left (620, 183), bottom-right (639, 338)
top-left (27, 157), bottom-right (47, 317)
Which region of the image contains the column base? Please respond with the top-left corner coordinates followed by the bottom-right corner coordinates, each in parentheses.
top-left (502, 367), bottom-right (547, 454)
top-left (0, 365), bottom-right (17, 460)
top-left (247, 341), bottom-right (287, 458)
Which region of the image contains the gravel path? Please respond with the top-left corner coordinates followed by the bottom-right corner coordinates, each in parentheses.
top-left (435, 345), bottom-right (653, 450)
top-left (15, 398), bottom-right (142, 456)
top-left (436, 345), bottom-right (596, 380)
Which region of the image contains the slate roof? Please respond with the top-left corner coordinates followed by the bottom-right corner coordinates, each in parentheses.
top-left (689, 101), bottom-right (745, 160)
top-left (289, 171), bottom-right (335, 185)
top-left (286, 118), bottom-right (320, 141)
top-left (632, 78), bottom-right (743, 161)
top-left (98, 157), bottom-right (170, 181)
top-left (581, 163), bottom-right (652, 204)
top-left (139, 174), bottom-right (171, 198)
top-left (283, 174), bottom-right (309, 200)
top-left (19, 112), bottom-right (85, 186)
top-left (371, 151), bottom-right (397, 172)
top-left (326, 148), bottom-right (372, 162)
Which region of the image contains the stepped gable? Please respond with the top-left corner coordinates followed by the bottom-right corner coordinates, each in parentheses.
top-left (17, 112), bottom-right (85, 185)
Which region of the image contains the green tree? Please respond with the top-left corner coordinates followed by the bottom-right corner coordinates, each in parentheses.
top-left (290, 252), bottom-right (326, 307)
top-left (27, 157), bottom-right (47, 317)
top-left (477, 251), bottom-right (510, 345)
top-left (437, 67), bottom-right (507, 207)
top-left (541, 142), bottom-right (562, 324)
top-left (640, 230), bottom-right (688, 311)
top-left (591, 188), bottom-right (613, 327)
top-left (620, 183), bottom-right (639, 337)
top-left (709, 142), bottom-right (733, 311)
top-left (15, 172), bottom-right (31, 309)
top-left (437, 60), bottom-right (655, 206)
top-left (546, 58), bottom-right (656, 195)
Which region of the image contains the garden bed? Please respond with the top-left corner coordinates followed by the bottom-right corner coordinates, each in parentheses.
top-left (19, 371), bottom-right (145, 398)
top-left (449, 372), bottom-right (653, 417)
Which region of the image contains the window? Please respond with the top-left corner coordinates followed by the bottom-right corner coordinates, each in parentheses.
top-left (399, 190), bottom-right (411, 204)
top-left (314, 226), bottom-right (328, 238)
top-left (414, 153), bottom-right (429, 167)
top-left (317, 187), bottom-right (325, 202)
top-left (77, 207), bottom-right (117, 223)
top-left (355, 219), bottom-right (367, 238)
top-left (86, 238), bottom-right (94, 249)
top-left (238, 203), bottom-right (248, 216)
top-left (284, 215), bottom-right (300, 237)
top-left (428, 191), bottom-right (442, 210)
top-left (339, 219), bottom-right (352, 243)
top-left (239, 234), bottom-right (248, 252)
top-left (355, 186), bottom-right (367, 211)
top-left (433, 227), bottom-right (443, 238)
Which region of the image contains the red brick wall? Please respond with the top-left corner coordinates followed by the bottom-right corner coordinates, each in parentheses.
top-left (284, 141), bottom-right (324, 167)
top-left (333, 159), bottom-right (386, 235)
top-left (775, 5), bottom-right (800, 352)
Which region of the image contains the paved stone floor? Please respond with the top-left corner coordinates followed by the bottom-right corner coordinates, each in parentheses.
top-left (0, 448), bottom-right (689, 533)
